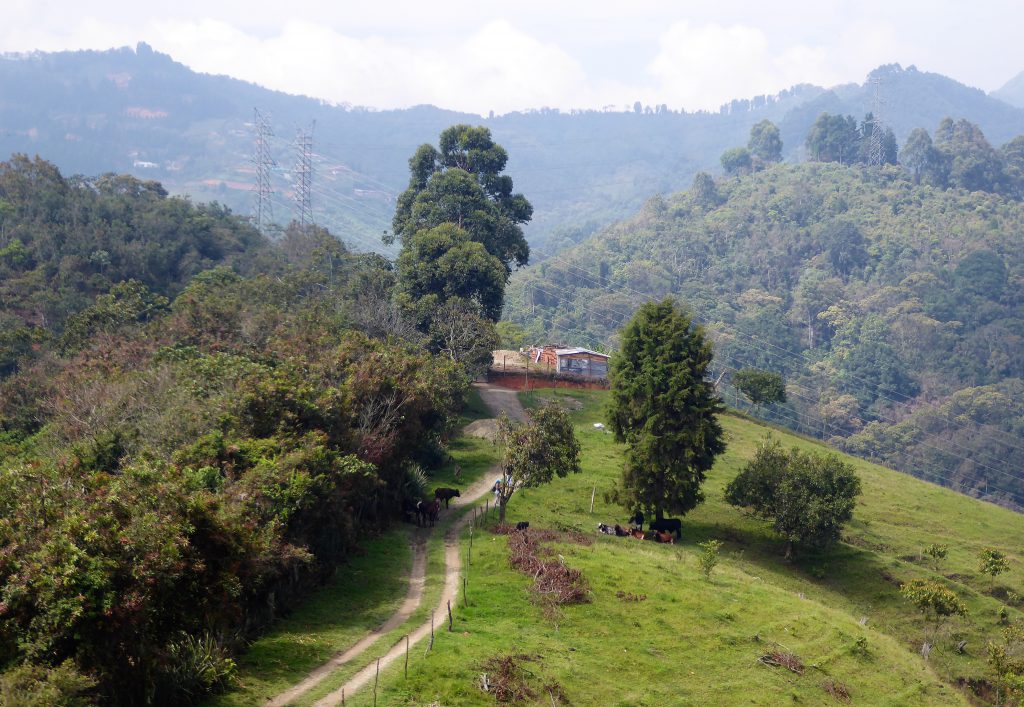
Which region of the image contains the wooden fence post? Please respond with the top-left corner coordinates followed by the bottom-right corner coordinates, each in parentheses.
top-left (447, 600), bottom-right (454, 631)
top-left (430, 610), bottom-right (434, 650)
top-left (405, 635), bottom-right (409, 678)
top-left (373, 658), bottom-right (380, 707)
top-left (589, 485), bottom-right (596, 514)
top-left (463, 576), bottom-right (468, 608)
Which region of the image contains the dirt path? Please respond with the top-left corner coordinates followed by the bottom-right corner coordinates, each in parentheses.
top-left (270, 383), bottom-right (523, 706)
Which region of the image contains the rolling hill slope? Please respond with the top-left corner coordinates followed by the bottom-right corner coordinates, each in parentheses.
top-left (331, 388), bottom-right (1023, 705)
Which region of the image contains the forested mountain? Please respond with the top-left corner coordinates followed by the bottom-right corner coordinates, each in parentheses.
top-left (2, 46), bottom-right (1024, 250)
top-left (505, 162), bottom-right (1024, 510)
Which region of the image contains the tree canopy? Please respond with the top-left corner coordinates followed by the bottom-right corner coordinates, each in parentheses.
top-left (607, 299), bottom-right (725, 519)
top-left (725, 437), bottom-right (862, 557)
top-left (496, 402), bottom-right (581, 522)
top-left (391, 124), bottom-right (531, 278)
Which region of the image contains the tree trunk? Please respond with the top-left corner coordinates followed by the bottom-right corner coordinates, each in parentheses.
top-left (499, 499), bottom-right (507, 524)
top-left (784, 540), bottom-right (793, 561)
top-left (655, 508), bottom-right (664, 522)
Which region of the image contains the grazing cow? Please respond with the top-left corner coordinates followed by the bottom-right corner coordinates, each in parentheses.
top-left (629, 528), bottom-right (646, 540)
top-left (419, 500), bottom-right (440, 527)
top-left (597, 523), bottom-right (616, 535)
top-left (649, 518), bottom-right (682, 539)
top-left (516, 521), bottom-right (530, 531)
top-left (434, 487), bottom-right (461, 508)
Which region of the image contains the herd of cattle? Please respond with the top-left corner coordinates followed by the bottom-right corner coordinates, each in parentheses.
top-left (597, 516), bottom-right (681, 544)
top-left (401, 485), bottom-right (680, 547)
top-left (401, 487), bottom-right (461, 527)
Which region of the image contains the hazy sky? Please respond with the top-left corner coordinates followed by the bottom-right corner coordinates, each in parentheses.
top-left (1, 1), bottom-right (1020, 115)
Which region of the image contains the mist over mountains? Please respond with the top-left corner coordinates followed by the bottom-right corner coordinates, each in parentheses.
top-left (1, 43), bottom-right (1022, 249)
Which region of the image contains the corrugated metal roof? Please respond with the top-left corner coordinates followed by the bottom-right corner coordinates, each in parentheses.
top-left (554, 348), bottom-right (609, 358)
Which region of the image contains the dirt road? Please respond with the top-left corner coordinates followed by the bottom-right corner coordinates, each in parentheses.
top-left (269, 383), bottom-right (523, 706)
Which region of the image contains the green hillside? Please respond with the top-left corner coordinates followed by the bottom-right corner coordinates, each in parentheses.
top-left (359, 389), bottom-right (1021, 705)
top-left (506, 162), bottom-right (1024, 509)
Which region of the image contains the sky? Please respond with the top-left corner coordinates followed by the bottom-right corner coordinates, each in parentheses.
top-left (1, 1), bottom-right (1021, 115)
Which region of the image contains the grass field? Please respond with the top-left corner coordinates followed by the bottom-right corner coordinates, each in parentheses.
top-left (358, 388), bottom-right (1023, 706)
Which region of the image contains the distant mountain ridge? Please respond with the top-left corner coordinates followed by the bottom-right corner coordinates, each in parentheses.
top-left (994, 69), bottom-right (1024, 109)
top-left (1, 46), bottom-right (1023, 249)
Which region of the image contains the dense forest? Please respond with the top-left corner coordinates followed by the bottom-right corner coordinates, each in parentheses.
top-left (506, 124), bottom-right (1024, 510)
top-left (0, 157), bottom-right (475, 703)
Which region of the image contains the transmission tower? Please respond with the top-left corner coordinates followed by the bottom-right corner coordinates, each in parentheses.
top-left (866, 76), bottom-right (887, 167)
top-left (292, 121), bottom-right (315, 228)
top-left (252, 108), bottom-right (275, 233)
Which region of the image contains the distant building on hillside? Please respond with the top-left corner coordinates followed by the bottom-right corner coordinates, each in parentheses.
top-left (525, 345), bottom-right (610, 379)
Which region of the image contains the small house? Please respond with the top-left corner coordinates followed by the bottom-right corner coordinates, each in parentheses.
top-left (526, 345), bottom-right (610, 379)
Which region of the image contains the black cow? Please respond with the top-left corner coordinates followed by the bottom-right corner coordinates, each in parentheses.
top-left (629, 510), bottom-right (645, 530)
top-left (419, 500), bottom-right (441, 527)
top-left (649, 518), bottom-right (682, 539)
top-left (434, 487), bottom-right (461, 508)
top-left (516, 521), bottom-right (530, 531)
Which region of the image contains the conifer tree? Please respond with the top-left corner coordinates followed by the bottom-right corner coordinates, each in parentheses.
top-left (607, 299), bottom-right (725, 520)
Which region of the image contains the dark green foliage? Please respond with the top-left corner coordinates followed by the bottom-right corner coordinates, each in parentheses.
top-left (748, 120), bottom-right (783, 165)
top-left (496, 402), bottom-right (581, 522)
top-left (395, 223), bottom-right (507, 323)
top-left (720, 147), bottom-right (752, 176)
top-left (0, 184), bottom-right (469, 703)
top-left (392, 124), bottom-right (531, 278)
top-left (607, 299), bottom-right (725, 519)
top-left (934, 117), bottom-right (1007, 193)
top-left (732, 368), bottom-right (787, 406)
top-left (806, 113), bottom-right (861, 164)
top-left (725, 437), bottom-right (862, 556)
top-left (0, 156), bottom-right (267, 377)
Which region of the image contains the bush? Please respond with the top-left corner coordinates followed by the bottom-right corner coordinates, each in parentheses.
top-left (725, 437), bottom-right (861, 558)
top-left (697, 539), bottom-right (723, 579)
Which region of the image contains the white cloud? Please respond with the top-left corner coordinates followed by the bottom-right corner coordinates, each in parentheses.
top-left (137, 18), bottom-right (591, 115)
top-left (645, 22), bottom-right (839, 111)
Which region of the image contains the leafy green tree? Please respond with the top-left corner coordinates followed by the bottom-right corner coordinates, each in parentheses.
top-left (988, 622), bottom-right (1024, 702)
top-left (748, 120), bottom-right (783, 165)
top-left (900, 578), bottom-right (968, 646)
top-left (394, 223), bottom-right (507, 323)
top-left (496, 402), bottom-right (581, 522)
top-left (725, 437), bottom-right (861, 558)
top-left (59, 279), bottom-right (169, 352)
top-left (979, 547), bottom-right (1010, 590)
top-left (732, 368), bottom-right (787, 407)
top-left (901, 128), bottom-right (940, 184)
top-left (428, 299), bottom-right (500, 378)
top-left (391, 124), bottom-right (531, 277)
top-left (924, 543), bottom-right (948, 571)
top-left (690, 171), bottom-right (719, 207)
top-left (607, 299), bottom-right (725, 521)
top-left (720, 147), bottom-right (752, 176)
top-left (697, 539), bottom-right (723, 580)
top-left (934, 117), bottom-right (1007, 193)
top-left (1001, 135), bottom-right (1024, 199)
top-left (806, 113), bottom-right (861, 164)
